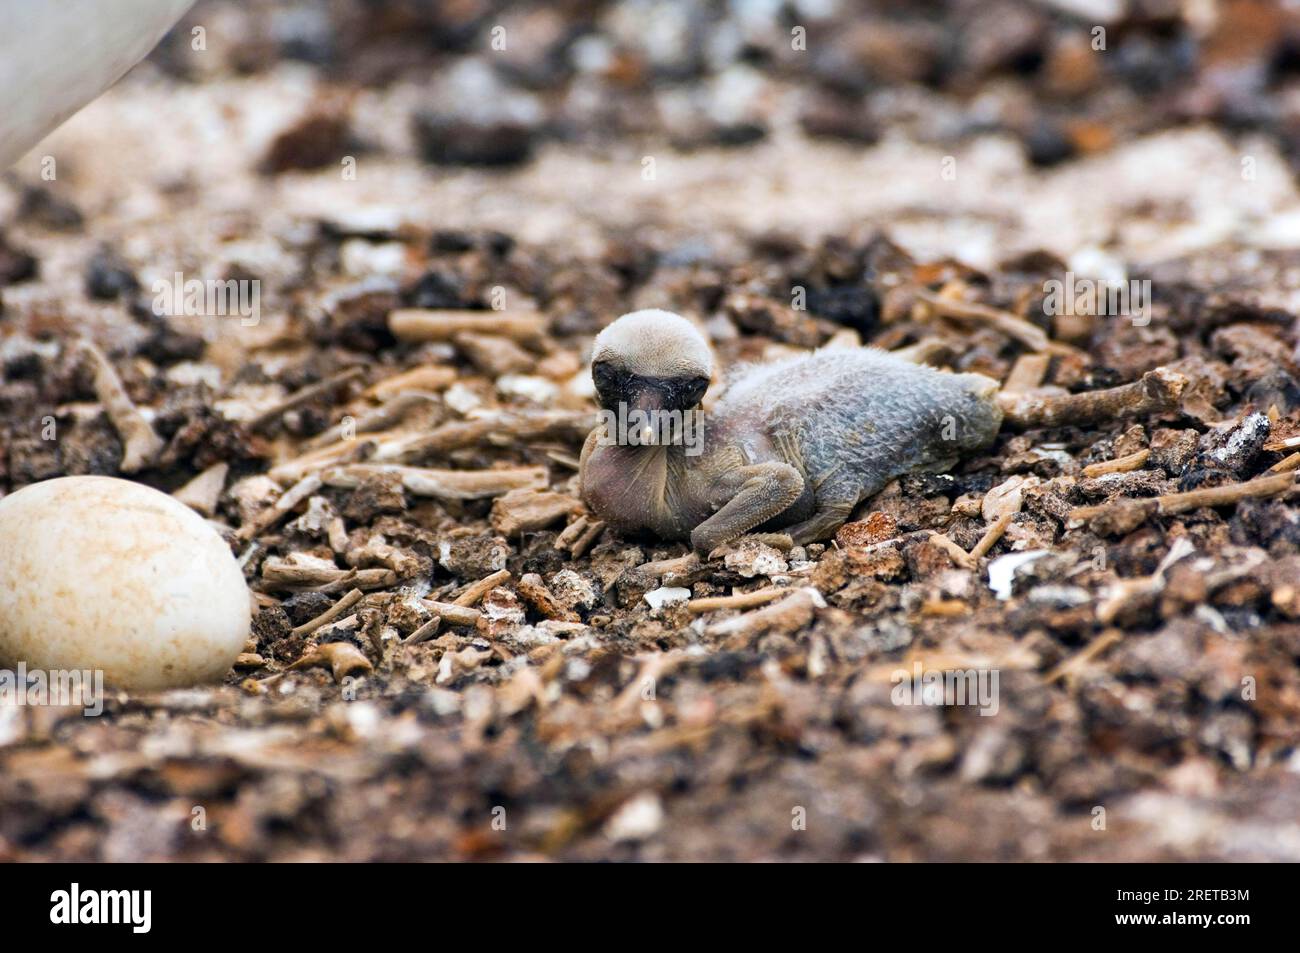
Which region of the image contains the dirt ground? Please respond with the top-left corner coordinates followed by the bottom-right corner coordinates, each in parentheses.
top-left (2, 0), bottom-right (1300, 861)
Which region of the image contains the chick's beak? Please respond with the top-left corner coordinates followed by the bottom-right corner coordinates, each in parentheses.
top-left (628, 381), bottom-right (664, 444)
top-left (629, 380), bottom-right (665, 415)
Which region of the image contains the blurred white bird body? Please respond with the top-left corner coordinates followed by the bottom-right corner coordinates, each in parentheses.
top-left (0, 0), bottom-right (193, 169)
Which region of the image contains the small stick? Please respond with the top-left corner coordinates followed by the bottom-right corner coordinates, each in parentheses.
top-left (568, 519), bottom-right (606, 558)
top-left (267, 436), bottom-right (374, 484)
top-left (247, 367), bottom-right (364, 432)
top-left (638, 553), bottom-right (700, 577)
top-left (1263, 434), bottom-right (1300, 452)
top-left (304, 392), bottom-right (437, 449)
top-left (1001, 353), bottom-right (1051, 395)
top-left (915, 290), bottom-right (1074, 355)
top-left (611, 651), bottom-right (687, 713)
top-left (919, 598), bottom-right (969, 617)
top-left (324, 464), bottom-right (547, 500)
top-left (688, 587), bottom-right (788, 614)
top-left (402, 613), bottom-right (442, 645)
top-left (1000, 368), bottom-right (1187, 429)
top-left (891, 337), bottom-right (950, 365)
top-left (1071, 470), bottom-right (1296, 522)
top-left (927, 533), bottom-right (976, 570)
top-left (261, 561), bottom-right (394, 591)
top-left (555, 516), bottom-right (609, 557)
top-left (327, 516), bottom-right (349, 554)
top-left (453, 569), bottom-right (512, 607)
top-left (316, 570), bottom-right (368, 594)
top-left (1270, 452), bottom-right (1300, 474)
top-left (78, 340), bottom-right (165, 472)
top-left (364, 365), bottom-right (457, 399)
top-left (555, 516), bottom-right (591, 551)
top-left (245, 672), bottom-right (287, 692)
top-left (388, 309), bottom-right (548, 346)
top-left (291, 588), bottom-right (364, 637)
top-left (236, 474), bottom-right (322, 541)
top-left (968, 513), bottom-right (1013, 560)
top-left (705, 588), bottom-right (825, 641)
top-left (1042, 630), bottom-right (1123, 684)
top-left (312, 614), bottom-right (360, 641)
top-left (1082, 449), bottom-right (1151, 478)
top-left (1092, 540), bottom-right (1193, 627)
top-left (546, 450), bottom-right (582, 471)
top-left (370, 411), bottom-right (593, 464)
top-left (419, 599), bottom-right (483, 627)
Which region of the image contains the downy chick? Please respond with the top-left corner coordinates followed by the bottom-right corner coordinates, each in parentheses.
top-left (579, 309), bottom-right (1002, 553)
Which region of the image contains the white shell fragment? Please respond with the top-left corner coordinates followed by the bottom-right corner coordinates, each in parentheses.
top-left (0, 476), bottom-right (251, 691)
top-left (986, 550), bottom-right (1051, 601)
top-left (603, 792), bottom-right (664, 841)
top-left (644, 586), bottom-right (691, 610)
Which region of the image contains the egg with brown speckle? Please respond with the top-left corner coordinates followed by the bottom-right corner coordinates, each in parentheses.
top-left (0, 476), bottom-right (250, 690)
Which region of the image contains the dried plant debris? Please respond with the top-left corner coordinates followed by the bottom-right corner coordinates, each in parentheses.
top-left (4, 218), bottom-right (1300, 862)
top-left (4, 0), bottom-right (1300, 864)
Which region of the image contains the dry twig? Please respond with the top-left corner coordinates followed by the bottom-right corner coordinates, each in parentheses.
top-left (555, 516), bottom-right (606, 557)
top-left (1082, 449), bottom-right (1151, 478)
top-left (364, 365), bottom-right (457, 399)
top-left (389, 308), bottom-right (548, 346)
top-left (453, 569), bottom-right (512, 607)
top-left (915, 289), bottom-right (1075, 355)
top-left (291, 588), bottom-right (364, 637)
top-left (418, 599), bottom-right (483, 627)
top-left (705, 587), bottom-right (825, 642)
top-left (1270, 452), bottom-right (1300, 474)
top-left (1071, 471), bottom-right (1296, 524)
top-left (369, 411), bottom-right (592, 465)
top-left (1000, 368), bottom-right (1187, 429)
top-left (402, 614), bottom-right (442, 645)
top-left (968, 513), bottom-right (1013, 560)
top-left (688, 587), bottom-right (789, 614)
top-left (78, 340), bottom-right (165, 472)
top-left (324, 464), bottom-right (547, 500)
top-left (236, 474), bottom-right (322, 541)
top-left (247, 367), bottom-right (364, 432)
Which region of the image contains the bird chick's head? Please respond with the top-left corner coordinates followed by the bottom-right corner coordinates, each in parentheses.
top-left (590, 309), bottom-right (713, 414)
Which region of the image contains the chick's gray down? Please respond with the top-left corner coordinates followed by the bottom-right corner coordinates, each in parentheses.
top-left (713, 347), bottom-right (1002, 508)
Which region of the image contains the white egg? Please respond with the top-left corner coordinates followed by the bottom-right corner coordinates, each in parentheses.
top-left (0, 476), bottom-right (251, 691)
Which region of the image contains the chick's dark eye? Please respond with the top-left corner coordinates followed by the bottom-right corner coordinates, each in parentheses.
top-left (683, 376), bottom-right (709, 405)
top-left (592, 361), bottom-right (626, 400)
